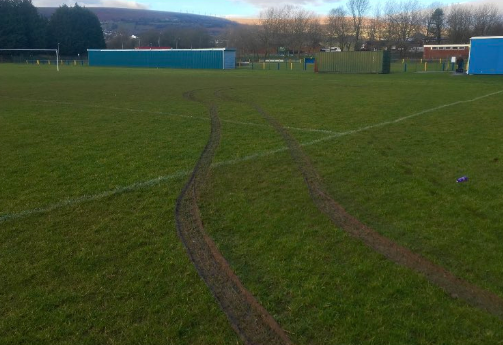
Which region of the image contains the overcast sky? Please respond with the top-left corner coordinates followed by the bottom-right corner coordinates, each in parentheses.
top-left (32, 0), bottom-right (503, 18)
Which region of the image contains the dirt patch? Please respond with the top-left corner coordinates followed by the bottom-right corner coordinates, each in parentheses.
top-left (251, 102), bottom-right (503, 321)
top-left (175, 90), bottom-right (292, 345)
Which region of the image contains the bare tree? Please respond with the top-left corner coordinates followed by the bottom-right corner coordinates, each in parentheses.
top-left (446, 4), bottom-right (473, 43)
top-left (223, 25), bottom-right (260, 60)
top-left (472, 4), bottom-right (500, 36)
top-left (327, 6), bottom-right (352, 51)
top-left (488, 15), bottom-right (503, 36)
top-left (348, 0), bottom-right (370, 50)
top-left (306, 18), bottom-right (324, 53)
top-left (384, 0), bottom-right (422, 54)
top-left (259, 5), bottom-right (322, 58)
top-left (366, 6), bottom-right (385, 49)
top-left (259, 7), bottom-right (283, 58)
top-left (287, 8), bottom-right (319, 57)
top-left (276, 5), bottom-right (294, 54)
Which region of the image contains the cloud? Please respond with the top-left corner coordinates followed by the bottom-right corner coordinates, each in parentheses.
top-left (449, 0), bottom-right (503, 10)
top-left (232, 0), bottom-right (343, 9)
top-left (470, 0), bottom-right (503, 10)
top-left (33, 0), bottom-right (149, 9)
top-left (98, 1), bottom-right (149, 9)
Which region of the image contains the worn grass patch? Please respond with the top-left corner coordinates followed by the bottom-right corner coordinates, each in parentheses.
top-left (1, 64), bottom-right (503, 344)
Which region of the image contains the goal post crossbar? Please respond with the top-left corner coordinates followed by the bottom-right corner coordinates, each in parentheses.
top-left (0, 49), bottom-right (59, 71)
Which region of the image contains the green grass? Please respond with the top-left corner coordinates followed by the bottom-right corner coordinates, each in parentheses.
top-left (1, 64), bottom-right (503, 344)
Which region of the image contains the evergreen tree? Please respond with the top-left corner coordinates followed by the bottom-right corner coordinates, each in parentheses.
top-left (47, 4), bottom-right (106, 56)
top-left (430, 8), bottom-right (445, 44)
top-left (0, 0), bottom-right (46, 48)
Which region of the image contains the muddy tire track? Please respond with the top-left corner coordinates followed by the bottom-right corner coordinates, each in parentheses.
top-left (246, 102), bottom-right (503, 320)
top-left (175, 90), bottom-right (293, 345)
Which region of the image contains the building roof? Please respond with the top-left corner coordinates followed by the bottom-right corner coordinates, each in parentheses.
top-left (470, 36), bottom-right (503, 40)
top-left (424, 44), bottom-right (470, 48)
top-left (87, 48), bottom-right (236, 52)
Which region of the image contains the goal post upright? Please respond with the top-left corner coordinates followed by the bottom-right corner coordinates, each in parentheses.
top-left (0, 49), bottom-right (59, 71)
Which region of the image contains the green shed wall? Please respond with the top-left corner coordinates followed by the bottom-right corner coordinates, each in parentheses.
top-left (315, 51), bottom-right (390, 74)
top-left (88, 49), bottom-right (235, 69)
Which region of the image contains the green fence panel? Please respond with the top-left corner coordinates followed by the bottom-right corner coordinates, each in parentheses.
top-left (315, 51), bottom-right (390, 74)
top-left (87, 49), bottom-right (236, 70)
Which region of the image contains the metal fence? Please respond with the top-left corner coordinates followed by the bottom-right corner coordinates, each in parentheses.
top-left (391, 58), bottom-right (459, 73)
top-left (1, 53), bottom-right (87, 66)
top-left (22, 59), bottom-right (87, 66)
top-left (236, 59), bottom-right (315, 72)
top-left (6, 53), bottom-right (460, 74)
top-left (315, 51), bottom-right (391, 74)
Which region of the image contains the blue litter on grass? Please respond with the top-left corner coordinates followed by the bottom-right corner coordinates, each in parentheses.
top-left (456, 176), bottom-right (469, 183)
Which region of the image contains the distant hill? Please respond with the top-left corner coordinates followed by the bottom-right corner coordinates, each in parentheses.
top-left (37, 7), bottom-right (239, 36)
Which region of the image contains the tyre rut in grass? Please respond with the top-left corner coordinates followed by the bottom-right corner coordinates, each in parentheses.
top-left (216, 84), bottom-right (503, 320)
top-left (175, 90), bottom-right (292, 345)
top-left (248, 102), bottom-right (503, 321)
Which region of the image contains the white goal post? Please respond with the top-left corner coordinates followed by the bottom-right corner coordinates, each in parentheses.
top-left (0, 48), bottom-right (59, 71)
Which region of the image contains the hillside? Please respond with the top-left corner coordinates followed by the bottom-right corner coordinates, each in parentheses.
top-left (37, 7), bottom-right (239, 36)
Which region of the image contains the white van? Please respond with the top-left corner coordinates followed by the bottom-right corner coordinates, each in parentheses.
top-left (321, 47), bottom-right (342, 52)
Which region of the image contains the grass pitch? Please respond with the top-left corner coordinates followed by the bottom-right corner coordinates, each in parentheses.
top-left (1, 64), bottom-right (503, 344)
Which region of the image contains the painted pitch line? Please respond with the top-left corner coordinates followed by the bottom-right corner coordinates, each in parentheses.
top-left (0, 170), bottom-right (190, 223)
top-left (1, 89), bottom-right (501, 224)
top-left (0, 96), bottom-right (335, 134)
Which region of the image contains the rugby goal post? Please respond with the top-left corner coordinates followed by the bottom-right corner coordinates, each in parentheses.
top-left (0, 48), bottom-right (59, 71)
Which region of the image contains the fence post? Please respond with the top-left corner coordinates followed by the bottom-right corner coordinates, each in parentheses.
top-left (404, 63), bottom-right (407, 72)
top-left (277, 62), bottom-right (280, 70)
top-left (424, 62), bottom-right (428, 72)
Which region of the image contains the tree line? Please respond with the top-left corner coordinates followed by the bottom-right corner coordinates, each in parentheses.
top-left (0, 0), bottom-right (105, 56)
top-left (106, 27), bottom-right (214, 50)
top-left (223, 0), bottom-right (503, 58)
top-left (2, 0), bottom-right (502, 59)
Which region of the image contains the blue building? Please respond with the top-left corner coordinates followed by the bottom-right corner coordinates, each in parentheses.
top-left (467, 37), bottom-right (503, 75)
top-left (87, 48), bottom-right (236, 70)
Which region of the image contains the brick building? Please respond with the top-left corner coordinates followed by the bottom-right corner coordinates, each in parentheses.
top-left (423, 44), bottom-right (470, 60)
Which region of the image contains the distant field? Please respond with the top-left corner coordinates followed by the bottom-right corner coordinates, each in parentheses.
top-left (1, 64), bottom-right (503, 344)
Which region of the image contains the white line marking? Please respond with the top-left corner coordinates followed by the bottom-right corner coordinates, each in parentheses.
top-left (1, 90), bottom-right (501, 224)
top-left (0, 170), bottom-right (191, 223)
top-left (0, 96), bottom-right (335, 134)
